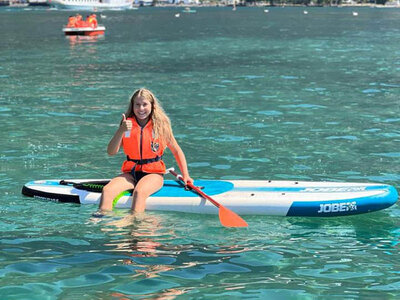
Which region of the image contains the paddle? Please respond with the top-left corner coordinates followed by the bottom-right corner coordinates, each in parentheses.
top-left (168, 168), bottom-right (248, 228)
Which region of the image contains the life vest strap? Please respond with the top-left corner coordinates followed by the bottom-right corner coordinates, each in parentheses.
top-left (126, 155), bottom-right (163, 165)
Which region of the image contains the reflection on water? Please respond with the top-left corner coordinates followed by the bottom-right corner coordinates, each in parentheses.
top-left (88, 210), bottom-right (400, 298)
top-left (66, 35), bottom-right (104, 49)
top-left (100, 213), bottom-right (191, 298)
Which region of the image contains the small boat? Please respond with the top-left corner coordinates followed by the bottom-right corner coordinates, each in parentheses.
top-left (8, 0), bottom-right (29, 7)
top-left (28, 0), bottom-right (49, 6)
top-left (22, 178), bottom-right (398, 217)
top-left (63, 25), bottom-right (105, 36)
top-left (182, 7), bottom-right (196, 13)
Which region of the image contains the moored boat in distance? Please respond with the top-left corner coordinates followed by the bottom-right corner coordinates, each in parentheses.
top-left (182, 7), bottom-right (196, 13)
top-left (28, 0), bottom-right (49, 6)
top-left (49, 0), bottom-right (133, 10)
top-left (63, 13), bottom-right (105, 36)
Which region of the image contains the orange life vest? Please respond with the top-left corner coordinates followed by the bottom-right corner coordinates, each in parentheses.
top-left (121, 117), bottom-right (166, 174)
top-left (67, 17), bottom-right (75, 28)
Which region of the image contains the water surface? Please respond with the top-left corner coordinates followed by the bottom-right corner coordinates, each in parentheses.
top-left (0, 6), bottom-right (400, 299)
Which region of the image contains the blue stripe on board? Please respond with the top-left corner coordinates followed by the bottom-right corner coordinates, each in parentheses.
top-left (286, 186), bottom-right (398, 217)
top-left (152, 180), bottom-right (234, 197)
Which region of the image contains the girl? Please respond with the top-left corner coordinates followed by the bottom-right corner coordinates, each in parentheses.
top-left (99, 88), bottom-right (192, 212)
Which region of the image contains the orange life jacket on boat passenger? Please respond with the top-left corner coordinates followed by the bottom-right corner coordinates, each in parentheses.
top-left (121, 117), bottom-right (166, 174)
top-left (67, 17), bottom-right (76, 28)
top-left (89, 14), bottom-right (98, 28)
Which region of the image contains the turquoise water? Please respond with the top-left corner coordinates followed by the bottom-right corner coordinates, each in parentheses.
top-left (1, 6), bottom-right (400, 299)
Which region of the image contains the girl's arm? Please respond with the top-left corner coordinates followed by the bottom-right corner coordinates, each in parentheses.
top-left (107, 114), bottom-right (131, 156)
top-left (167, 136), bottom-right (193, 184)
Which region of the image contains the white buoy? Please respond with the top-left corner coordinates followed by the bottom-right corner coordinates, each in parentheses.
top-left (264, 9), bottom-right (269, 13)
top-left (100, 14), bottom-right (106, 19)
top-left (175, 13), bottom-right (180, 18)
top-left (303, 10), bottom-right (308, 15)
top-left (352, 11), bottom-right (358, 16)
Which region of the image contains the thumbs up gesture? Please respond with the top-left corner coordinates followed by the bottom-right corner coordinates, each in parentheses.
top-left (121, 114), bottom-right (132, 137)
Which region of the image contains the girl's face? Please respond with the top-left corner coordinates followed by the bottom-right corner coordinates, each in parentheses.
top-left (133, 96), bottom-right (152, 124)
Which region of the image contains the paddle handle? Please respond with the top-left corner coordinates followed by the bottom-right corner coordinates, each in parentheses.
top-left (168, 168), bottom-right (220, 208)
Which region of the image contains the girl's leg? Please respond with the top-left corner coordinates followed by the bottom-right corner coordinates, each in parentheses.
top-left (99, 173), bottom-right (135, 211)
top-left (132, 173), bottom-right (164, 213)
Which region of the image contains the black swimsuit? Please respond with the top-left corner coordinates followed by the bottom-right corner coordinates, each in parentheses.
top-left (132, 171), bottom-right (163, 184)
top-left (132, 171), bottom-right (149, 184)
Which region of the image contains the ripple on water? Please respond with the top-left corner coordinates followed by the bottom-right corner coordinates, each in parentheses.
top-left (237, 91), bottom-right (255, 95)
top-left (101, 265), bottom-right (140, 275)
top-left (362, 89), bottom-right (381, 94)
top-left (279, 104), bottom-right (327, 109)
top-left (112, 278), bottom-right (179, 295)
top-left (325, 135), bottom-right (359, 141)
top-left (50, 252), bottom-right (124, 265)
top-left (382, 118), bottom-right (400, 123)
top-left (0, 283), bottom-right (62, 300)
top-left (294, 264), bottom-right (383, 280)
top-left (241, 75), bottom-right (264, 80)
top-left (212, 164), bottom-right (231, 170)
top-left (370, 152), bottom-right (400, 158)
top-left (203, 107), bottom-right (232, 113)
top-left (189, 162), bottom-right (211, 168)
top-left (229, 250), bottom-right (283, 267)
top-left (0, 262), bottom-right (69, 277)
top-left (0, 237), bottom-right (90, 246)
top-left (161, 262), bottom-right (249, 280)
top-left (214, 135), bottom-right (252, 142)
top-left (219, 155), bottom-right (270, 163)
top-left (57, 273), bottom-right (114, 288)
top-left (281, 75), bottom-right (299, 80)
top-left (369, 281), bottom-right (400, 291)
top-left (257, 110), bottom-right (283, 116)
top-left (249, 123), bottom-right (270, 128)
top-left (292, 165), bottom-right (312, 171)
top-left (303, 87), bottom-right (327, 92)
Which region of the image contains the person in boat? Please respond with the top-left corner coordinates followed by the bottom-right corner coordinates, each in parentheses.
top-left (67, 15), bottom-right (77, 28)
top-left (75, 14), bottom-right (85, 28)
top-left (87, 14), bottom-right (98, 28)
top-left (99, 88), bottom-right (193, 212)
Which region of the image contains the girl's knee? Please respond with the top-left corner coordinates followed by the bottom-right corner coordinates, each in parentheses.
top-left (102, 182), bottom-right (123, 199)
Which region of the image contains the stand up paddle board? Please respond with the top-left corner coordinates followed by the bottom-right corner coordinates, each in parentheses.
top-left (21, 179), bottom-right (398, 217)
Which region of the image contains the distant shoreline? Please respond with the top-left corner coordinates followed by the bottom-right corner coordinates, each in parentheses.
top-left (150, 3), bottom-right (399, 9)
top-left (1, 1), bottom-right (399, 9)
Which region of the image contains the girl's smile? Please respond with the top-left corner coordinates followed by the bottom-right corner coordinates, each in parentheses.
top-left (133, 96), bottom-right (152, 125)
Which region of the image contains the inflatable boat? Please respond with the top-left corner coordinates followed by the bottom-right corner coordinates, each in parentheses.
top-left (21, 178), bottom-right (398, 217)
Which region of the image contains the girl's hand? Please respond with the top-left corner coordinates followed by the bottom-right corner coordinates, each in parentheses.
top-left (120, 113), bottom-right (132, 132)
top-left (182, 175), bottom-right (193, 186)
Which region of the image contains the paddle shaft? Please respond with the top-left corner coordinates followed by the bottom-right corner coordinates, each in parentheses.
top-left (168, 168), bottom-right (248, 228)
top-left (168, 169), bottom-right (221, 208)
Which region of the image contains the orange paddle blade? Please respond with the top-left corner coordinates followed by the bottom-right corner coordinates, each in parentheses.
top-left (219, 205), bottom-right (248, 228)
